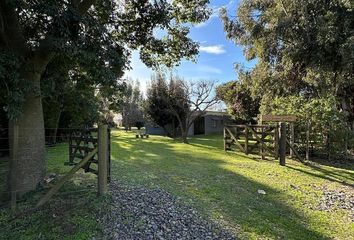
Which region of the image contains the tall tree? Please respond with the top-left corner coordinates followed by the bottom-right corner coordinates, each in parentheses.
top-left (216, 79), bottom-right (260, 123)
top-left (122, 80), bottom-right (144, 131)
top-left (145, 73), bottom-right (178, 137)
top-left (0, 0), bottom-right (211, 196)
top-left (220, 0), bottom-right (354, 127)
top-left (168, 78), bottom-right (219, 143)
top-left (146, 73), bottom-right (219, 143)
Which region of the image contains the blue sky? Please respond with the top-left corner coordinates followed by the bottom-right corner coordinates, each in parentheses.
top-left (125, 0), bottom-right (255, 92)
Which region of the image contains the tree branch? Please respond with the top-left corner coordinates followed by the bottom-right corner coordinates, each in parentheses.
top-left (78, 0), bottom-right (97, 15)
top-left (0, 1), bottom-right (29, 55)
top-left (29, 0), bottom-right (97, 75)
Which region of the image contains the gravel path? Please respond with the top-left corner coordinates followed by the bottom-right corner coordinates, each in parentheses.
top-left (317, 186), bottom-right (354, 221)
top-left (101, 182), bottom-right (237, 240)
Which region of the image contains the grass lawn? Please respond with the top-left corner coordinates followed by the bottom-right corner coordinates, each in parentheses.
top-left (0, 130), bottom-right (353, 239)
top-left (0, 144), bottom-right (105, 240)
top-left (111, 130), bottom-right (354, 240)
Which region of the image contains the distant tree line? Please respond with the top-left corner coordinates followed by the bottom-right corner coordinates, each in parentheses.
top-left (121, 80), bottom-right (144, 131)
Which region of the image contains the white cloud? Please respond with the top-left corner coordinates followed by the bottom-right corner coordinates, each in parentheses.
top-left (199, 45), bottom-right (226, 54)
top-left (197, 65), bottom-right (223, 74)
top-left (194, 21), bottom-right (208, 28)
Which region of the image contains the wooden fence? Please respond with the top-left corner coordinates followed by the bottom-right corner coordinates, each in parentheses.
top-left (224, 125), bottom-right (278, 159)
top-left (67, 127), bottom-right (111, 181)
top-left (36, 125), bottom-right (111, 207)
top-left (224, 124), bottom-right (305, 165)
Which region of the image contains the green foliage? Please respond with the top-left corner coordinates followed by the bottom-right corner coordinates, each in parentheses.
top-left (1, 0), bottom-right (211, 120)
top-left (145, 73), bottom-right (176, 132)
top-left (261, 95), bottom-right (344, 126)
top-left (41, 58), bottom-right (104, 129)
top-left (121, 80), bottom-right (144, 130)
top-left (0, 52), bottom-right (28, 120)
top-left (220, 0), bottom-right (354, 124)
top-left (216, 80), bottom-right (259, 122)
top-left (262, 94), bottom-right (353, 154)
top-left (144, 73), bottom-right (189, 137)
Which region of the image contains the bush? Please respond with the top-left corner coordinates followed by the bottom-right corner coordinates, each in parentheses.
top-left (262, 95), bottom-right (352, 157)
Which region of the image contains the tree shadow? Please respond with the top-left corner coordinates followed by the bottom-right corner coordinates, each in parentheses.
top-left (0, 157), bottom-right (9, 205)
top-left (110, 134), bottom-right (332, 239)
top-left (286, 164), bottom-right (354, 187)
top-left (306, 156), bottom-right (354, 171)
top-left (0, 179), bottom-right (101, 239)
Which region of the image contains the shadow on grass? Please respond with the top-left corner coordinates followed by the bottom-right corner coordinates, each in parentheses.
top-left (111, 133), bottom-right (329, 239)
top-left (287, 164), bottom-right (354, 187)
top-left (0, 176), bottom-right (102, 240)
top-left (0, 157), bottom-right (9, 205)
top-left (306, 156), bottom-right (354, 171)
top-left (0, 142), bottom-right (104, 239)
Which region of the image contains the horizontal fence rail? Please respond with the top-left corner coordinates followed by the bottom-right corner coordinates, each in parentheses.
top-left (0, 126), bottom-right (111, 209)
top-left (224, 124), bottom-right (278, 159)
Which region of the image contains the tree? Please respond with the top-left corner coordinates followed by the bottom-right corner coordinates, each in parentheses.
top-left (145, 73), bottom-right (178, 137)
top-left (170, 78), bottom-right (219, 143)
top-left (0, 0), bottom-right (211, 196)
top-left (41, 56), bottom-right (103, 145)
top-left (163, 75), bottom-right (219, 143)
top-left (220, 0), bottom-right (354, 128)
top-left (121, 80), bottom-right (144, 131)
top-left (216, 80), bottom-right (259, 123)
top-left (145, 74), bottom-right (219, 142)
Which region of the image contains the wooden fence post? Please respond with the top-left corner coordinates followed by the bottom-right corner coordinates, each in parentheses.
top-left (245, 126), bottom-right (249, 155)
top-left (108, 128), bottom-right (111, 183)
top-left (260, 126), bottom-right (265, 160)
top-left (274, 123), bottom-right (279, 160)
top-left (290, 123), bottom-right (294, 158)
top-left (279, 122), bottom-right (286, 166)
top-left (223, 127), bottom-right (226, 151)
top-left (9, 123), bottom-right (19, 209)
top-left (306, 121), bottom-right (310, 161)
top-left (98, 125), bottom-right (108, 196)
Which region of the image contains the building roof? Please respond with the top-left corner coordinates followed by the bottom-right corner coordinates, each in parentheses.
top-left (204, 110), bottom-right (230, 116)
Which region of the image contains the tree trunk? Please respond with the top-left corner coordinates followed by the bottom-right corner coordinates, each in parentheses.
top-left (50, 109), bottom-right (62, 145)
top-left (44, 103), bottom-right (62, 145)
top-left (180, 120), bottom-right (189, 144)
top-left (8, 69), bottom-right (46, 198)
top-left (181, 129), bottom-right (188, 143)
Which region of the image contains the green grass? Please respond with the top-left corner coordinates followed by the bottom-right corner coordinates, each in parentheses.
top-left (0, 143), bottom-right (105, 240)
top-left (111, 130), bottom-right (354, 240)
top-left (1, 130), bottom-right (353, 239)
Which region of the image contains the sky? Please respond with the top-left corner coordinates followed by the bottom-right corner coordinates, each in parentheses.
top-left (124, 0), bottom-right (255, 93)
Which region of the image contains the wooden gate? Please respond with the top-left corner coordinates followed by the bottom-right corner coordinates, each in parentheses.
top-left (224, 124), bottom-right (306, 165)
top-left (224, 125), bottom-right (278, 159)
top-left (67, 127), bottom-right (111, 180)
top-left (36, 125), bottom-right (111, 208)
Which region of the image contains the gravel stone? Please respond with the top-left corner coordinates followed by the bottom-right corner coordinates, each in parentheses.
top-left (316, 186), bottom-right (354, 221)
top-left (100, 182), bottom-right (237, 240)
